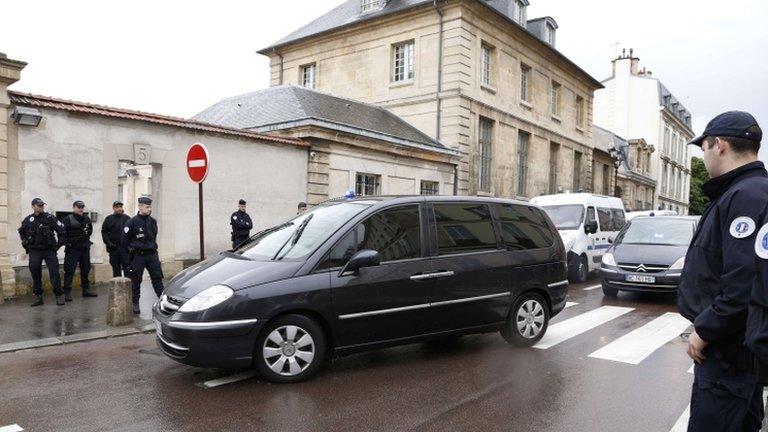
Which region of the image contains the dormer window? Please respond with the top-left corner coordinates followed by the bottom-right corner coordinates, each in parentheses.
top-left (544, 23), bottom-right (556, 46)
top-left (514, 0), bottom-right (527, 25)
top-left (361, 0), bottom-right (381, 13)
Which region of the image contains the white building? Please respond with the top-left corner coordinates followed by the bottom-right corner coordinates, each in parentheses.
top-left (593, 49), bottom-right (693, 214)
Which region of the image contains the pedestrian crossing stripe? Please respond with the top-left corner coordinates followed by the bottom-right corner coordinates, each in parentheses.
top-left (534, 305), bottom-right (634, 349)
top-left (0, 425), bottom-right (23, 432)
top-left (564, 302), bottom-right (578, 309)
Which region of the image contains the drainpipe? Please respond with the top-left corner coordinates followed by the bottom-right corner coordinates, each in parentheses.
top-left (434, 0), bottom-right (444, 142)
top-left (273, 48), bottom-right (284, 85)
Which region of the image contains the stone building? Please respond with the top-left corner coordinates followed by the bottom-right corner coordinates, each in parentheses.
top-left (593, 49), bottom-right (692, 214)
top-left (593, 125), bottom-right (656, 211)
top-left (194, 85), bottom-right (459, 204)
top-left (257, 0), bottom-right (603, 200)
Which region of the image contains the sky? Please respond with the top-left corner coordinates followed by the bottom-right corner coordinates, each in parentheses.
top-left (1, 0), bottom-right (766, 162)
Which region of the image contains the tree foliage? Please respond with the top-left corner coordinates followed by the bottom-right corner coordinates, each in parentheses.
top-left (688, 157), bottom-right (709, 215)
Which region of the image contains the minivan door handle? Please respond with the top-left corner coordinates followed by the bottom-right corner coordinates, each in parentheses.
top-left (410, 271), bottom-right (455, 281)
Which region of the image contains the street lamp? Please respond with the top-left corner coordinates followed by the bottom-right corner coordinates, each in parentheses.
top-left (608, 145), bottom-right (625, 198)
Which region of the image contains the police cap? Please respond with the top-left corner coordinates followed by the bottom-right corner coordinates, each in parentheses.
top-left (31, 198), bottom-right (45, 206)
top-left (138, 197), bottom-right (152, 205)
top-left (690, 111), bottom-right (763, 147)
top-left (113, 201), bottom-right (124, 207)
top-left (73, 200), bottom-right (85, 208)
top-left (239, 199), bottom-right (246, 205)
top-left (298, 201), bottom-right (307, 209)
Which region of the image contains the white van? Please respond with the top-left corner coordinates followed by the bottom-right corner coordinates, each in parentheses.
top-left (530, 193), bottom-right (627, 283)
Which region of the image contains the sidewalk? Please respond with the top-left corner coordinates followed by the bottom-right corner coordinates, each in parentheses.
top-left (0, 280), bottom-right (161, 353)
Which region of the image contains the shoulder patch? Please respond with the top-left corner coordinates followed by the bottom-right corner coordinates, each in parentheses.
top-left (730, 216), bottom-right (757, 239)
top-left (124, 227), bottom-right (129, 233)
top-left (29, 216), bottom-right (34, 222)
top-left (57, 221), bottom-right (64, 227)
top-left (233, 216), bottom-right (237, 220)
top-left (756, 223), bottom-right (768, 259)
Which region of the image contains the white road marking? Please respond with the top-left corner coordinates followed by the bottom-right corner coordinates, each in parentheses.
top-left (589, 313), bottom-right (692, 364)
top-left (583, 284), bottom-right (602, 291)
top-left (564, 302), bottom-right (578, 309)
top-left (198, 371), bottom-right (258, 389)
top-left (0, 425), bottom-right (23, 432)
top-left (669, 405), bottom-right (689, 432)
top-left (534, 306), bottom-right (634, 349)
top-left (187, 159), bottom-right (206, 168)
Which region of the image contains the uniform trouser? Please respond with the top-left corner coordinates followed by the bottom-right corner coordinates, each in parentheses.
top-left (232, 235), bottom-right (249, 249)
top-left (63, 247), bottom-right (91, 294)
top-left (108, 247), bottom-right (130, 277)
top-left (28, 249), bottom-right (63, 296)
top-left (129, 251), bottom-right (164, 302)
top-left (688, 355), bottom-right (764, 431)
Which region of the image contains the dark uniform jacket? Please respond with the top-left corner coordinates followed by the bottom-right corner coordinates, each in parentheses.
top-left (63, 213), bottom-right (93, 249)
top-left (18, 212), bottom-right (65, 251)
top-left (122, 214), bottom-right (159, 251)
top-left (746, 199), bottom-right (768, 367)
top-left (678, 161), bottom-right (768, 366)
top-left (102, 213), bottom-right (130, 252)
top-left (230, 211), bottom-right (253, 238)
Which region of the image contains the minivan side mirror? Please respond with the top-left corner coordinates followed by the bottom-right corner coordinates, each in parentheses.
top-left (340, 249), bottom-right (381, 276)
top-left (585, 221), bottom-right (598, 234)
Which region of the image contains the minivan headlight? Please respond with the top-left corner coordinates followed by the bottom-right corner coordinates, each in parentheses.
top-left (669, 256), bottom-right (686, 270)
top-left (601, 252), bottom-right (616, 267)
top-left (178, 285), bottom-right (234, 313)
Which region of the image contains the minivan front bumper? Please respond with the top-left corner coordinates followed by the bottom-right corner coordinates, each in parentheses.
top-left (600, 266), bottom-right (681, 293)
top-left (152, 303), bottom-right (263, 370)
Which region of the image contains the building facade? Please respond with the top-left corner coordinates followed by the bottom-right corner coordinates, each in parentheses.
top-left (258, 0), bottom-right (603, 200)
top-left (593, 50), bottom-right (693, 214)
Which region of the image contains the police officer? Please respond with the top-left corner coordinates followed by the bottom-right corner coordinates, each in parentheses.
top-left (748, 195), bottom-right (768, 384)
top-left (62, 200), bottom-right (97, 300)
top-left (18, 198), bottom-right (66, 306)
top-left (101, 201), bottom-right (131, 277)
top-left (122, 196), bottom-right (164, 314)
top-left (230, 199), bottom-right (252, 249)
top-left (677, 111), bottom-right (767, 431)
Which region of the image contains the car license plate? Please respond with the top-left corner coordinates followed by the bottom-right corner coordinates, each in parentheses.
top-left (626, 274), bottom-right (656, 284)
top-left (154, 319), bottom-right (163, 337)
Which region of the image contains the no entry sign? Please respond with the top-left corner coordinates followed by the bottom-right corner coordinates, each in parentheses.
top-left (186, 143), bottom-right (209, 183)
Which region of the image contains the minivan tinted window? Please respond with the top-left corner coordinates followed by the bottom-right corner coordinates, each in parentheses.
top-left (434, 203), bottom-right (497, 255)
top-left (496, 204), bottom-right (555, 250)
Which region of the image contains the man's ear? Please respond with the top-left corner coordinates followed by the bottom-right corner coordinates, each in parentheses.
top-left (715, 137), bottom-right (728, 156)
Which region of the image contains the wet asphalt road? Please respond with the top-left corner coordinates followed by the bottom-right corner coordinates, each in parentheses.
top-left (0, 278), bottom-right (698, 432)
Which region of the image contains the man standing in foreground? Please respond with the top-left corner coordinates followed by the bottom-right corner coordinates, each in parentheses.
top-left (230, 199), bottom-right (252, 249)
top-left (677, 111), bottom-right (767, 431)
top-left (123, 196), bottom-right (164, 315)
top-left (18, 198), bottom-right (66, 306)
top-left (62, 200), bottom-right (97, 300)
top-left (102, 201), bottom-right (131, 277)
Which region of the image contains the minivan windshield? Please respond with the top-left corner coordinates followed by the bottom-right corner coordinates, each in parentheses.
top-left (235, 202), bottom-right (370, 261)
top-left (541, 205), bottom-right (585, 230)
top-left (614, 218), bottom-right (696, 247)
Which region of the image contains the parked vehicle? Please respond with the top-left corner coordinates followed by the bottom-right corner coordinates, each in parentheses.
top-left (625, 210), bottom-right (677, 221)
top-left (600, 215), bottom-right (699, 297)
top-left (531, 193), bottom-right (626, 284)
top-left (153, 196), bottom-right (568, 382)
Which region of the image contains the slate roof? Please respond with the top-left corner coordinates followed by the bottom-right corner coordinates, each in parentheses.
top-left (658, 82), bottom-right (693, 131)
top-left (192, 85), bottom-right (455, 154)
top-left (9, 91), bottom-right (307, 148)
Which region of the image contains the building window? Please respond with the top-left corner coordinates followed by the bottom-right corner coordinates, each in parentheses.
top-left (550, 81), bottom-right (561, 116)
top-left (420, 180), bottom-right (439, 195)
top-left (520, 64), bottom-right (531, 102)
top-left (572, 150), bottom-right (582, 192)
top-left (515, 0), bottom-right (526, 24)
top-left (481, 44), bottom-right (493, 86)
top-left (393, 41), bottom-right (415, 82)
top-left (663, 126), bottom-right (671, 156)
top-left (356, 173), bottom-right (381, 196)
top-left (576, 96), bottom-right (585, 127)
top-left (517, 131), bottom-right (529, 196)
top-left (602, 164), bottom-right (610, 196)
top-left (478, 117), bottom-right (493, 192)
top-left (301, 64), bottom-right (316, 89)
top-left (361, 0), bottom-right (380, 12)
top-left (662, 162), bottom-right (668, 193)
top-left (545, 23), bottom-right (555, 45)
top-left (548, 143), bottom-right (559, 194)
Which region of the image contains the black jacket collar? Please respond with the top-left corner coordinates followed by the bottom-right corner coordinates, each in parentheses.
top-left (701, 161), bottom-right (767, 201)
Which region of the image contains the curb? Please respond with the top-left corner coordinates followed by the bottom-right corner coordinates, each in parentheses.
top-left (0, 323), bottom-right (157, 354)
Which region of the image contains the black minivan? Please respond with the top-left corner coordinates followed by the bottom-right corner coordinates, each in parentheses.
top-left (153, 196), bottom-right (568, 382)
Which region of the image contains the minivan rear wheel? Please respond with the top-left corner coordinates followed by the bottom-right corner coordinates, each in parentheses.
top-left (501, 293), bottom-right (550, 347)
top-left (255, 314), bottom-right (326, 383)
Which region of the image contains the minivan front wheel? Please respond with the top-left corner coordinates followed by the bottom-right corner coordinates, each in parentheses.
top-left (255, 314), bottom-right (326, 383)
top-left (501, 293), bottom-right (550, 347)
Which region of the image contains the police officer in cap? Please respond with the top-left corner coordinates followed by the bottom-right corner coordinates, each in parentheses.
top-left (230, 199), bottom-right (252, 249)
top-left (101, 201), bottom-right (131, 277)
top-left (122, 196), bottom-right (164, 314)
top-left (677, 111), bottom-right (768, 431)
top-left (62, 200), bottom-right (97, 300)
top-left (18, 198), bottom-right (66, 306)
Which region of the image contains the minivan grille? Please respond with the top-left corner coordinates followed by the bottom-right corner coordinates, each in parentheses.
top-left (617, 263), bottom-right (669, 273)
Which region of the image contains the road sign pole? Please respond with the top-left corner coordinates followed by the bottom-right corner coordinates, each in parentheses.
top-left (199, 182), bottom-right (205, 261)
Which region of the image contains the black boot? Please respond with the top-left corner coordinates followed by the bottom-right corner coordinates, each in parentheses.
top-left (133, 300), bottom-right (140, 315)
top-left (64, 293), bottom-right (73, 302)
top-left (82, 288), bottom-right (98, 298)
top-left (56, 295), bottom-right (65, 306)
top-left (30, 295), bottom-right (43, 307)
